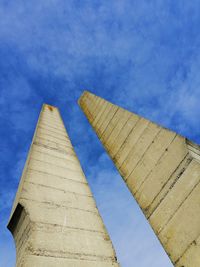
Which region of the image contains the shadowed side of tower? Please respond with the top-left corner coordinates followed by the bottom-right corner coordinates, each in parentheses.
top-left (79, 91), bottom-right (200, 267)
top-left (8, 104), bottom-right (119, 267)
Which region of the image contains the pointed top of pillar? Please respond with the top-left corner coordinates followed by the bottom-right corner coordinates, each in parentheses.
top-left (78, 90), bottom-right (95, 106)
top-left (42, 103), bottom-right (58, 111)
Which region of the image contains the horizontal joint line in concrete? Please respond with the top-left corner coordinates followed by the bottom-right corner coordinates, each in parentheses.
top-left (106, 112), bottom-right (133, 151)
top-left (28, 168), bottom-right (88, 186)
top-left (99, 107), bottom-right (119, 139)
top-left (113, 117), bottom-right (141, 159)
top-left (39, 121), bottom-right (65, 131)
top-left (33, 141), bottom-right (75, 156)
top-left (14, 212), bottom-right (31, 242)
top-left (35, 136), bottom-right (73, 149)
top-left (28, 251), bottom-right (115, 262)
top-left (148, 153), bottom-right (191, 219)
top-left (38, 126), bottom-right (68, 138)
top-left (24, 180), bottom-right (92, 197)
top-left (92, 102), bottom-right (109, 128)
top-left (34, 222), bottom-right (106, 235)
top-left (32, 148), bottom-right (79, 165)
top-left (36, 132), bottom-right (70, 143)
top-left (39, 121), bottom-right (66, 132)
top-left (30, 157), bottom-right (83, 174)
top-left (119, 120), bottom-right (151, 170)
top-left (112, 116), bottom-right (141, 159)
top-left (126, 127), bottom-right (162, 183)
top-left (40, 115), bottom-right (65, 122)
top-left (20, 197), bottom-right (97, 214)
top-left (174, 232), bottom-right (200, 265)
top-left (95, 104), bottom-right (113, 134)
top-left (134, 133), bottom-right (177, 195)
top-left (87, 97), bottom-right (102, 116)
top-left (39, 122), bottom-right (67, 135)
top-left (41, 114), bottom-right (61, 120)
top-left (100, 108), bottom-right (124, 144)
top-left (41, 113), bottom-right (60, 117)
top-left (39, 117), bottom-right (65, 127)
top-left (158, 168), bottom-right (200, 237)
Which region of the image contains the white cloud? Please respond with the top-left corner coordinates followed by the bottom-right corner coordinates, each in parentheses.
top-left (0, 1), bottom-right (199, 266)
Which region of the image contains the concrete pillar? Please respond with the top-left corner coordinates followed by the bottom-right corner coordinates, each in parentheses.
top-left (79, 91), bottom-right (200, 267)
top-left (8, 104), bottom-right (119, 267)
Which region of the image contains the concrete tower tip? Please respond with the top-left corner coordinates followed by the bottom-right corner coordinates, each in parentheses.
top-left (78, 90), bottom-right (93, 106)
top-left (43, 103), bottom-right (58, 111)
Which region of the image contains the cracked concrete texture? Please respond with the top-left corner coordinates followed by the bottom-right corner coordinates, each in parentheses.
top-left (79, 91), bottom-right (200, 267)
top-left (8, 104), bottom-right (119, 267)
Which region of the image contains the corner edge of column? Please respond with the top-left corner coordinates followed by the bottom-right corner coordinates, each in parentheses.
top-left (186, 138), bottom-right (200, 163)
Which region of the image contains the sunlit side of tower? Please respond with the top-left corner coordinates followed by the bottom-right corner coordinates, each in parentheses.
top-left (79, 91), bottom-right (200, 267)
top-left (8, 104), bottom-right (119, 267)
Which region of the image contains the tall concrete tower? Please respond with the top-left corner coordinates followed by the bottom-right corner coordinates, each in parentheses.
top-left (79, 91), bottom-right (200, 267)
top-left (8, 104), bottom-right (119, 267)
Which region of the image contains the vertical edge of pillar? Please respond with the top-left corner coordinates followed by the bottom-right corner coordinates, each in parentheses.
top-left (7, 104), bottom-right (45, 224)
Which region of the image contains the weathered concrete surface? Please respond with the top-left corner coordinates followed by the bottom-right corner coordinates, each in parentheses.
top-left (79, 91), bottom-right (200, 267)
top-left (8, 104), bottom-right (119, 267)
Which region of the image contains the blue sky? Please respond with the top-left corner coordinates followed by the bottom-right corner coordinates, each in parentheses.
top-left (0, 1), bottom-right (200, 266)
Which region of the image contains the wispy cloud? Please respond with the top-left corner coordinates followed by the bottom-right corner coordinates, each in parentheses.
top-left (0, 1), bottom-right (199, 266)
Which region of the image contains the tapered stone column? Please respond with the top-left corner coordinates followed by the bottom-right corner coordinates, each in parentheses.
top-left (79, 91), bottom-right (200, 267)
top-left (8, 104), bottom-right (119, 267)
